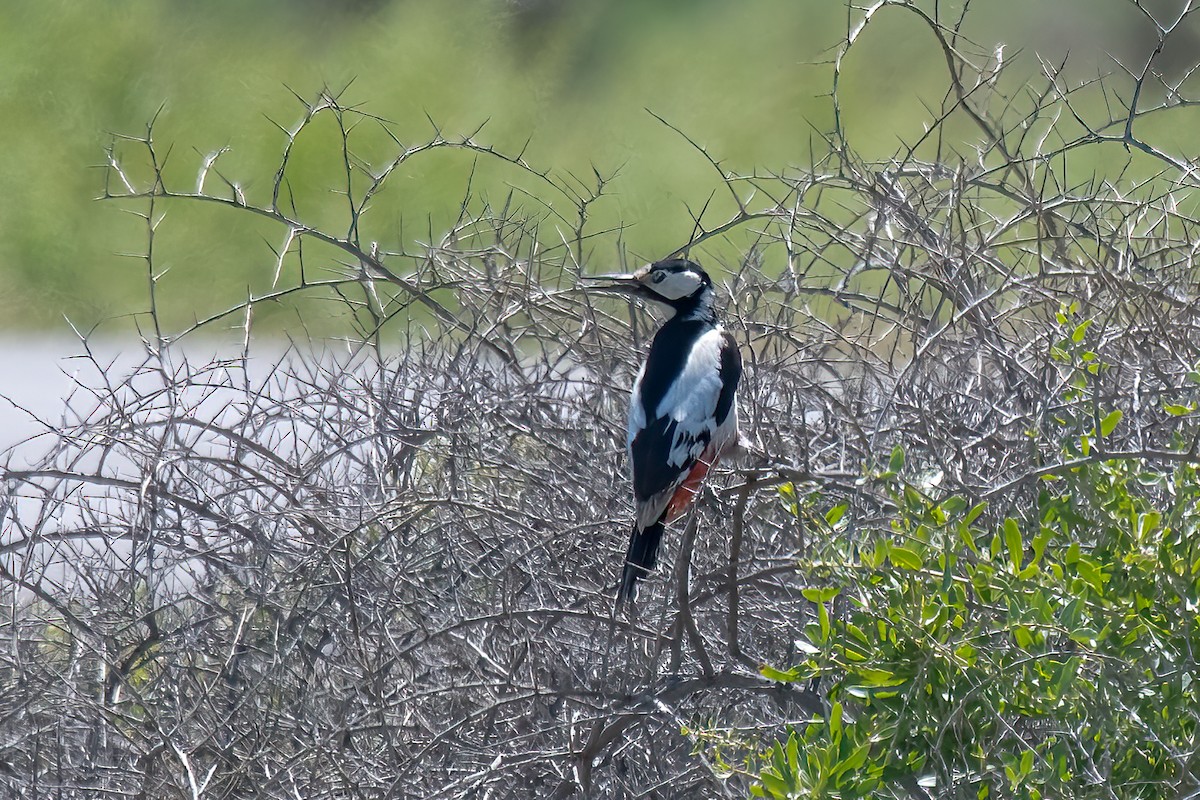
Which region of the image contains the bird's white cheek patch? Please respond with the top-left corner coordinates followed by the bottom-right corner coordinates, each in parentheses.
top-left (651, 271), bottom-right (703, 301)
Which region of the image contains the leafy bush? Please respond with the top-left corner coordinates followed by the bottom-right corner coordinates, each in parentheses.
top-left (755, 445), bottom-right (1200, 798)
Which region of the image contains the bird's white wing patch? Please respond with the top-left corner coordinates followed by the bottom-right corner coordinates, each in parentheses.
top-left (654, 328), bottom-right (726, 424)
top-left (651, 328), bottom-right (727, 469)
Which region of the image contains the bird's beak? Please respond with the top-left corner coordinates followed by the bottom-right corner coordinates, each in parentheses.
top-left (580, 270), bottom-right (646, 295)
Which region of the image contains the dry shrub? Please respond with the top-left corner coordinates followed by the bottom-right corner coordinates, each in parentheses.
top-left (4, 2), bottom-right (1200, 797)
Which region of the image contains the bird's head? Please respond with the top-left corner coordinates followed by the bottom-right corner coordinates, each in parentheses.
top-left (583, 258), bottom-right (714, 318)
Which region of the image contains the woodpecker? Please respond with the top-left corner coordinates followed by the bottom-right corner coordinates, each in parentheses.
top-left (585, 258), bottom-right (742, 606)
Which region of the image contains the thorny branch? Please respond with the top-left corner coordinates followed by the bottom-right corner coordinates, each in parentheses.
top-left (4, 1), bottom-right (1200, 797)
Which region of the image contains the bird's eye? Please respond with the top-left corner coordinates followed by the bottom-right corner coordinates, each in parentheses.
top-left (651, 272), bottom-right (666, 283)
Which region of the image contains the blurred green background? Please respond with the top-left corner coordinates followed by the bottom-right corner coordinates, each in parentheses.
top-left (0, 0), bottom-right (1195, 333)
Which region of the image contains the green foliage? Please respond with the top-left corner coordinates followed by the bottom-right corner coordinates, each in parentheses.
top-left (746, 309), bottom-right (1200, 797)
top-left (752, 453), bottom-right (1200, 798)
top-left (752, 707), bottom-right (879, 799)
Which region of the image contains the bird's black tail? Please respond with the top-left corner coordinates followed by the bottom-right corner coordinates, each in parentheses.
top-left (617, 521), bottom-right (664, 607)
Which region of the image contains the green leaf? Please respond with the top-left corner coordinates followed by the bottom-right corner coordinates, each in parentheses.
top-left (1164, 403), bottom-right (1193, 416)
top-left (940, 495), bottom-right (967, 517)
top-left (889, 444), bottom-right (906, 473)
top-left (902, 485), bottom-right (923, 510)
top-left (1030, 527), bottom-right (1050, 567)
top-left (832, 742), bottom-right (870, 776)
top-left (786, 731), bottom-right (801, 773)
top-left (889, 545), bottom-right (923, 571)
top-left (801, 587), bottom-right (839, 603)
top-left (1013, 625), bottom-right (1035, 648)
top-left (958, 523), bottom-right (980, 555)
top-left (1058, 598), bottom-right (1083, 629)
top-left (1052, 657), bottom-right (1080, 698)
top-left (1100, 409), bottom-right (1123, 437)
top-left (771, 741), bottom-right (787, 775)
top-left (1076, 556), bottom-right (1107, 594)
top-left (759, 664), bottom-right (802, 683)
top-left (1069, 627), bottom-right (1099, 645)
top-left (844, 622), bottom-right (869, 645)
top-left (757, 772), bottom-right (792, 798)
top-left (824, 503), bottom-right (848, 527)
top-left (1004, 518), bottom-right (1023, 571)
top-left (850, 666), bottom-right (907, 687)
top-left (828, 701), bottom-right (843, 744)
top-left (940, 553), bottom-right (954, 593)
top-left (1071, 319), bottom-right (1092, 342)
top-left (860, 540), bottom-right (886, 570)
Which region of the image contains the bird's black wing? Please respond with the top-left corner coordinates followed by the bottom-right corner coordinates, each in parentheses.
top-left (714, 329), bottom-right (742, 426)
top-left (629, 416), bottom-right (709, 503)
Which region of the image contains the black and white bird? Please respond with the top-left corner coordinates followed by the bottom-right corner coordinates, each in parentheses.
top-left (586, 258), bottom-right (742, 606)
